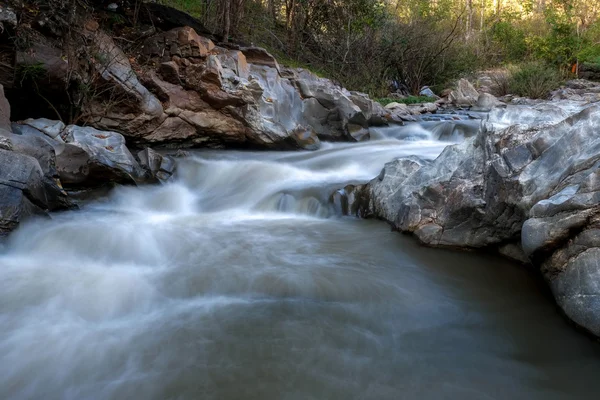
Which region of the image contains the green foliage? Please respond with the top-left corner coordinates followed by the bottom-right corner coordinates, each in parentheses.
top-left (578, 20), bottom-right (600, 64)
top-left (376, 96), bottom-right (436, 106)
top-left (508, 62), bottom-right (564, 99)
top-left (157, 0), bottom-right (598, 94)
top-left (489, 21), bottom-right (528, 62)
top-left (17, 62), bottom-right (47, 86)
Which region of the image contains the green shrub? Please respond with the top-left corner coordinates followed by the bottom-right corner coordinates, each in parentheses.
top-left (508, 62), bottom-right (563, 99)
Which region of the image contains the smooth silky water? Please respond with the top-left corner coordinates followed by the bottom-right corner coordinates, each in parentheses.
top-left (2, 122), bottom-right (600, 400)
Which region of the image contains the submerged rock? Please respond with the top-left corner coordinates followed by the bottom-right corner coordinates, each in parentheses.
top-left (342, 104), bottom-right (600, 336)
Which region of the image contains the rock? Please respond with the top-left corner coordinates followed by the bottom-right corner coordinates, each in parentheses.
top-left (240, 47), bottom-right (280, 71)
top-left (550, 79), bottom-right (600, 103)
top-left (473, 92), bottom-right (503, 111)
top-left (343, 104), bottom-right (600, 336)
top-left (158, 61), bottom-right (181, 84)
top-left (287, 126), bottom-right (321, 150)
top-left (84, 19), bottom-right (99, 32)
top-left (0, 149), bottom-right (48, 234)
top-left (0, 131), bottom-right (12, 151)
top-left (89, 30), bottom-right (163, 118)
top-left (16, 43), bottom-right (69, 90)
top-left (384, 102), bottom-right (407, 110)
top-left (4, 125), bottom-right (71, 210)
top-left (143, 26), bottom-right (214, 61)
top-left (448, 79), bottom-right (479, 107)
top-left (0, 147), bottom-right (71, 235)
top-left (84, 26), bottom-right (390, 149)
top-left (56, 125), bottom-right (145, 187)
top-left (23, 118), bottom-right (65, 140)
top-left (579, 63), bottom-right (600, 82)
top-left (419, 86), bottom-right (437, 98)
top-left (0, 5), bottom-right (17, 30)
top-left (137, 148), bottom-right (176, 183)
top-left (0, 83), bottom-right (10, 132)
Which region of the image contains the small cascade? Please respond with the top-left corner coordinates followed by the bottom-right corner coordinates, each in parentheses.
top-left (3, 112), bottom-right (600, 399)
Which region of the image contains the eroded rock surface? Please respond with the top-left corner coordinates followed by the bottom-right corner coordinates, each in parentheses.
top-left (337, 103), bottom-right (600, 336)
top-left (82, 26), bottom-right (386, 149)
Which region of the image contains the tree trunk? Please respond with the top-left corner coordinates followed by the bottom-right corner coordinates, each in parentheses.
top-left (223, 0), bottom-right (231, 42)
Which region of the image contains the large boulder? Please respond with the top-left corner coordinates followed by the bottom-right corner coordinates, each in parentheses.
top-left (448, 79), bottom-right (480, 107)
top-left (81, 26), bottom-right (384, 149)
top-left (338, 104), bottom-right (600, 336)
top-left (0, 146), bottom-right (71, 235)
top-left (57, 125), bottom-right (145, 187)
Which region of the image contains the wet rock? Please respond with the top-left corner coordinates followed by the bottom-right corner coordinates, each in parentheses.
top-left (57, 125), bottom-right (145, 187)
top-left (137, 148), bottom-right (176, 183)
top-left (349, 104), bottom-right (600, 336)
top-left (0, 149), bottom-right (48, 234)
top-left (288, 126), bottom-right (320, 150)
top-left (0, 147), bottom-right (71, 235)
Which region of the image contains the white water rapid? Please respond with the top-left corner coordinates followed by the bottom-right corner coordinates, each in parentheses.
top-left (2, 121), bottom-right (600, 400)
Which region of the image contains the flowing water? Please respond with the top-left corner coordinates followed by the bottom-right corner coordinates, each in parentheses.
top-left (2, 122), bottom-right (600, 400)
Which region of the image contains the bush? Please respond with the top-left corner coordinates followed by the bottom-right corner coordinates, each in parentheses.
top-left (508, 62), bottom-right (563, 99)
top-left (488, 69), bottom-right (511, 97)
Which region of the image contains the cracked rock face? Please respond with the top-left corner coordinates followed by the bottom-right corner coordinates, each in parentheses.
top-left (336, 103), bottom-right (600, 336)
top-left (84, 26), bottom-right (384, 149)
top-left (0, 148), bottom-right (68, 235)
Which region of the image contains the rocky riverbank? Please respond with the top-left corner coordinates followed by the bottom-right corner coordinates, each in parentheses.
top-left (334, 96), bottom-right (600, 337)
top-left (0, 0), bottom-right (395, 234)
top-left (3, 0), bottom-right (600, 339)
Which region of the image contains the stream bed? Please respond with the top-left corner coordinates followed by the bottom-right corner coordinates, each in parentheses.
top-left (2, 122), bottom-right (600, 399)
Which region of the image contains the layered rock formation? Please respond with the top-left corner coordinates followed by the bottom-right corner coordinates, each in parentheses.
top-left (336, 102), bottom-right (600, 336)
top-left (0, 2), bottom-right (391, 234)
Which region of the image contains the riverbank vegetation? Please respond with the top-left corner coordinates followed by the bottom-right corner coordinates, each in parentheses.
top-left (158, 0), bottom-right (599, 96)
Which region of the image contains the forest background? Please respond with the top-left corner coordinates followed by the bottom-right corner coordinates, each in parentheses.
top-left (157, 0), bottom-right (600, 98)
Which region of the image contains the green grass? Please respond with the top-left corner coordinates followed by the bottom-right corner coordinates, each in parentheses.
top-left (375, 96), bottom-right (436, 106)
top-left (17, 62), bottom-right (46, 85)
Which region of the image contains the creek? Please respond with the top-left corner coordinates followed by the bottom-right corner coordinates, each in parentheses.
top-left (2, 119), bottom-right (600, 399)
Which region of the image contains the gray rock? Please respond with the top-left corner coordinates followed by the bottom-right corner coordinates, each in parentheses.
top-left (137, 148), bottom-right (176, 183)
top-left (473, 92), bottom-right (503, 111)
top-left (0, 148), bottom-right (71, 235)
top-left (86, 26), bottom-right (384, 149)
top-left (23, 118), bottom-right (65, 139)
top-left (448, 79), bottom-right (479, 106)
top-left (342, 104), bottom-right (600, 336)
top-left (57, 125), bottom-right (145, 187)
